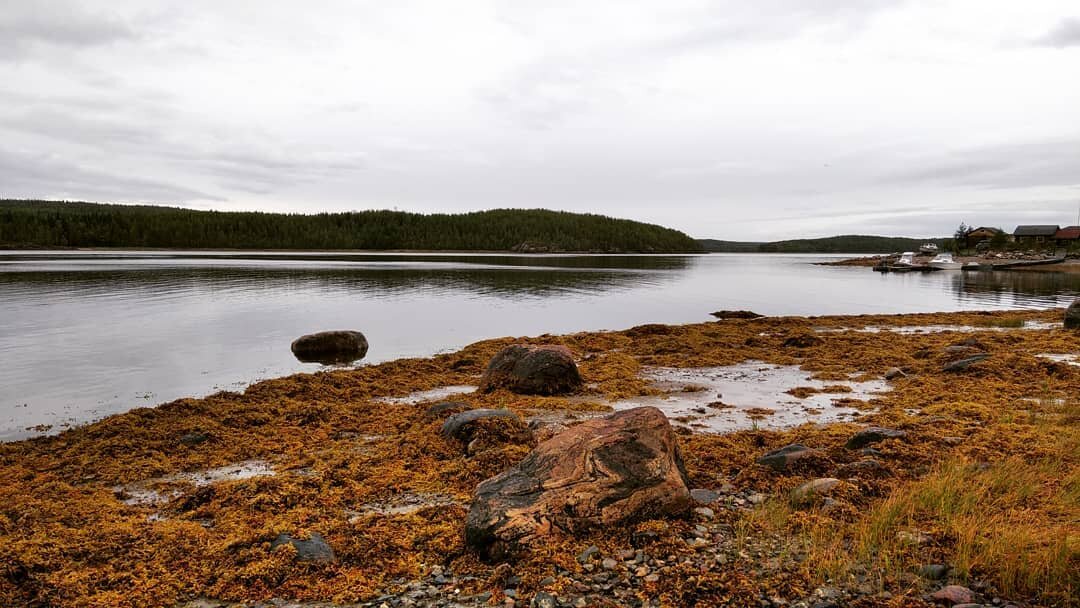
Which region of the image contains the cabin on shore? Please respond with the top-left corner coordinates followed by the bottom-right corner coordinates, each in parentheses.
top-left (1012, 225), bottom-right (1060, 247)
top-left (963, 226), bottom-right (1004, 249)
top-left (1055, 226), bottom-right (1080, 248)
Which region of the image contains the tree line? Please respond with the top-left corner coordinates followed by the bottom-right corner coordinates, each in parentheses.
top-left (698, 234), bottom-right (950, 254)
top-left (0, 200), bottom-right (703, 253)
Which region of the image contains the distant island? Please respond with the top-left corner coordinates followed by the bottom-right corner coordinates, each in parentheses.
top-left (0, 200), bottom-right (703, 253)
top-left (697, 234), bottom-right (949, 254)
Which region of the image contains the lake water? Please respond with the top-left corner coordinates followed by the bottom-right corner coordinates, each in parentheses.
top-left (2, 250), bottom-right (1079, 441)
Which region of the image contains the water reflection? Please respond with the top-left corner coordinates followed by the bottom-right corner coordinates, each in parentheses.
top-left (0, 264), bottom-right (685, 301)
top-left (1, 252), bottom-right (1077, 441)
top-left (953, 270), bottom-right (1080, 305)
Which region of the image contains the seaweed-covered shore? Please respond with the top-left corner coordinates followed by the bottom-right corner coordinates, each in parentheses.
top-left (1, 310), bottom-right (1077, 608)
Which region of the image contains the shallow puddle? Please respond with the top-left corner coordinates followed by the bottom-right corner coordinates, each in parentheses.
top-left (1037, 353), bottom-right (1080, 367)
top-left (815, 321), bottom-right (1060, 334)
top-left (349, 492), bottom-right (461, 519)
top-left (611, 361), bottom-right (890, 433)
top-left (114, 459), bottom-right (276, 507)
top-left (374, 385), bottom-right (477, 405)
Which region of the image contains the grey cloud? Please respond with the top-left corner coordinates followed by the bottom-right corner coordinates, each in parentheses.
top-left (172, 152), bottom-right (366, 195)
top-left (881, 139), bottom-right (1080, 190)
top-left (482, 0), bottom-right (906, 130)
top-left (653, 0), bottom-right (905, 54)
top-left (0, 3), bottom-right (136, 58)
top-left (0, 104), bottom-right (364, 196)
top-left (0, 148), bottom-right (219, 203)
top-left (1031, 17), bottom-right (1080, 48)
top-left (1, 108), bottom-right (160, 147)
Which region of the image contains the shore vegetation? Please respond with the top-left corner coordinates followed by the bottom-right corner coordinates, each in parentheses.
top-left (0, 309), bottom-right (1076, 607)
top-left (0, 200), bottom-right (703, 253)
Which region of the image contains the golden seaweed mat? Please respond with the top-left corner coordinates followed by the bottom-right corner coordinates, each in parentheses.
top-left (1, 309), bottom-right (1076, 607)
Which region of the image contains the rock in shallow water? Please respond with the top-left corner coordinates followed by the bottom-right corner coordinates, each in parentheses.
top-left (710, 310), bottom-right (764, 320)
top-left (466, 406), bottom-right (690, 561)
top-left (290, 330), bottom-right (368, 363)
top-left (478, 345), bottom-right (583, 395)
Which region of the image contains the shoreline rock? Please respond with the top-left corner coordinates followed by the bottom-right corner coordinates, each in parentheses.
top-left (478, 345), bottom-right (584, 395)
top-left (466, 407), bottom-right (690, 560)
top-left (290, 330), bottom-right (369, 363)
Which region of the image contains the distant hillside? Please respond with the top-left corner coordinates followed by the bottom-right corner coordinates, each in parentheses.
top-left (695, 239), bottom-right (762, 253)
top-left (698, 234), bottom-right (949, 254)
top-left (0, 200), bottom-right (703, 253)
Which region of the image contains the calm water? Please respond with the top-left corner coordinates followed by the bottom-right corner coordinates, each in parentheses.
top-left (2, 251), bottom-right (1079, 440)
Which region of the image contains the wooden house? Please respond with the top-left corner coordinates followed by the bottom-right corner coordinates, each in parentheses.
top-left (1055, 226), bottom-right (1080, 247)
top-left (1012, 225), bottom-right (1060, 247)
top-left (963, 227), bottom-right (1004, 249)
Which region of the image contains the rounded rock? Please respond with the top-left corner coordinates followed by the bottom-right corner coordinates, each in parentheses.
top-left (478, 345), bottom-right (583, 395)
top-left (290, 330), bottom-right (368, 363)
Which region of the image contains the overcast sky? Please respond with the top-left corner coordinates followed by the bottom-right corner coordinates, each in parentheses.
top-left (2, 1), bottom-right (1078, 239)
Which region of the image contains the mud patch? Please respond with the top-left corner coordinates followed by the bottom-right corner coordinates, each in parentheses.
top-left (611, 362), bottom-right (890, 433)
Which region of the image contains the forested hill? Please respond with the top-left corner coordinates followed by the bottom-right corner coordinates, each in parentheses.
top-left (0, 200), bottom-right (703, 253)
top-left (698, 234), bottom-right (949, 253)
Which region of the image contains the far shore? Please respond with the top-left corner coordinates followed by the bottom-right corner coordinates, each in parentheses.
top-left (0, 246), bottom-right (708, 255)
top-left (819, 253), bottom-right (1080, 273)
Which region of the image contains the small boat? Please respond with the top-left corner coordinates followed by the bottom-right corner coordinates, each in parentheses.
top-left (929, 252), bottom-right (962, 270)
top-left (919, 243), bottom-right (939, 254)
top-left (895, 252), bottom-right (917, 267)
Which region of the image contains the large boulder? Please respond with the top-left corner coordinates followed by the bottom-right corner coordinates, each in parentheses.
top-left (478, 345), bottom-right (583, 395)
top-left (290, 330), bottom-right (368, 363)
top-left (466, 406), bottom-right (690, 560)
top-left (1066, 299), bottom-right (1080, 329)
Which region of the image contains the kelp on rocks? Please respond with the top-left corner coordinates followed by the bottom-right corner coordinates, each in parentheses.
top-left (0, 309), bottom-right (1076, 607)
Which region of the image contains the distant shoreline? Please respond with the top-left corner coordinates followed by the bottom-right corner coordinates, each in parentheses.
top-left (0, 246), bottom-right (708, 255)
top-left (819, 254), bottom-right (1080, 273)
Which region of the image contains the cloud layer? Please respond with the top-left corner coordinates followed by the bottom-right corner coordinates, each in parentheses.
top-left (1, 0), bottom-right (1078, 239)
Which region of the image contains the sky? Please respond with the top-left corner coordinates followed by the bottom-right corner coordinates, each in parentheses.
top-left (1, 1), bottom-right (1078, 240)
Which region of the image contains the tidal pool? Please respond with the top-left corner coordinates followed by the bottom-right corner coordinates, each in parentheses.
top-left (611, 361), bottom-right (890, 433)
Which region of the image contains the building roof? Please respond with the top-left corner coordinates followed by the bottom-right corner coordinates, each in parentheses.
top-left (1055, 226), bottom-right (1080, 240)
top-left (966, 226), bottom-right (1002, 235)
top-left (1013, 225), bottom-right (1060, 237)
